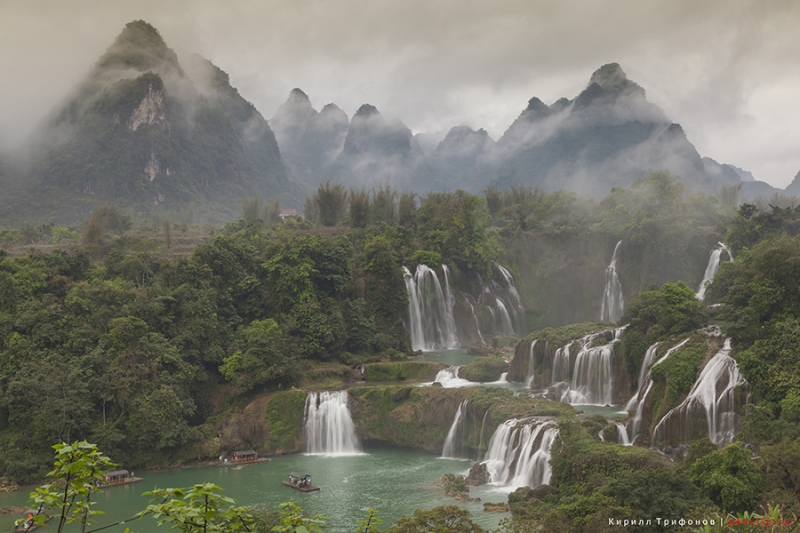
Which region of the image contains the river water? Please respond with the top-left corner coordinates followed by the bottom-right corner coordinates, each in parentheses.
top-left (0, 446), bottom-right (507, 533)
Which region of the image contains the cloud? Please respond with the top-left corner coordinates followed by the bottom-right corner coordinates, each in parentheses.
top-left (0, 0), bottom-right (798, 186)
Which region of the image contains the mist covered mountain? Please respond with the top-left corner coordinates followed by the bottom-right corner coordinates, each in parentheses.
top-left (1, 20), bottom-right (296, 225)
top-left (785, 170), bottom-right (800, 196)
top-left (322, 104), bottom-right (436, 191)
top-left (270, 88), bottom-right (349, 189)
top-left (490, 63), bottom-right (711, 195)
top-left (1, 21), bottom-right (791, 228)
top-left (428, 126), bottom-right (495, 192)
top-left (278, 63), bottom-right (771, 200)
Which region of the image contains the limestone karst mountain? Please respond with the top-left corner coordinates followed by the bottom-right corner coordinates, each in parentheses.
top-left (323, 104), bottom-right (436, 191)
top-left (783, 169), bottom-right (800, 196)
top-left (490, 63), bottom-right (712, 196)
top-left (269, 89), bottom-right (349, 189)
top-left (428, 126), bottom-right (496, 192)
top-left (2, 20), bottom-right (296, 225)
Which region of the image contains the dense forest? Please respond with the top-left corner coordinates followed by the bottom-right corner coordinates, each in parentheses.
top-left (4, 172), bottom-right (800, 531)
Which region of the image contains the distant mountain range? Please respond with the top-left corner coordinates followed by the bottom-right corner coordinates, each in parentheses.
top-left (0, 21), bottom-right (795, 226)
top-left (272, 62), bottom-right (789, 200)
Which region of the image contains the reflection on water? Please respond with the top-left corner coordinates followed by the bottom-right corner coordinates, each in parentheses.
top-left (0, 447), bottom-right (506, 533)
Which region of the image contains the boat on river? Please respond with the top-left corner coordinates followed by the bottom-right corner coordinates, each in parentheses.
top-left (12, 508), bottom-right (51, 533)
top-left (217, 450), bottom-right (270, 467)
top-left (281, 472), bottom-right (320, 492)
top-left (99, 469), bottom-right (143, 486)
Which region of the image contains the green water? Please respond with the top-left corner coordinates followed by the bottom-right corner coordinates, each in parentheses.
top-left (0, 447), bottom-right (507, 533)
top-left (414, 349), bottom-right (475, 367)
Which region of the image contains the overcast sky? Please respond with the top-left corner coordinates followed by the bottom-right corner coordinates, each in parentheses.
top-left (1, 0), bottom-right (798, 187)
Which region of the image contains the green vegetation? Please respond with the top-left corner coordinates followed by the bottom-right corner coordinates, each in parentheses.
top-left (362, 362), bottom-right (445, 381)
top-left (459, 357), bottom-right (508, 382)
top-left (263, 391), bottom-right (306, 452)
top-left (507, 419), bottom-right (711, 532)
top-left (384, 505), bottom-right (486, 533)
top-left (521, 322), bottom-right (606, 349)
top-left (647, 334), bottom-right (711, 424)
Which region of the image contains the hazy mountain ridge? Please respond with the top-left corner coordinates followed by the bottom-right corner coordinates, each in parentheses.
top-left (269, 88), bottom-right (349, 189)
top-left (1, 20), bottom-right (295, 226)
top-left (322, 103), bottom-right (437, 191)
top-left (1, 21), bottom-right (794, 227)
top-left (275, 63), bottom-right (775, 199)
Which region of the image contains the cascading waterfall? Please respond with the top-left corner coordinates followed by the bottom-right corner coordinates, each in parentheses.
top-left (478, 409), bottom-right (491, 458)
top-left (304, 391), bottom-right (363, 456)
top-left (551, 343), bottom-right (572, 384)
top-left (404, 264), bottom-right (460, 351)
top-left (481, 418), bottom-right (559, 490)
top-left (615, 422), bottom-right (631, 446)
top-left (696, 242), bottom-right (733, 301)
top-left (495, 263), bottom-right (525, 332)
top-left (600, 240), bottom-right (624, 322)
top-left (475, 264), bottom-right (526, 337)
top-left (432, 366), bottom-right (476, 388)
top-left (525, 340), bottom-right (537, 388)
top-left (464, 297), bottom-right (486, 345)
top-left (495, 299), bottom-right (515, 336)
top-left (442, 399), bottom-right (470, 459)
top-left (651, 339), bottom-right (746, 448)
top-left (624, 339), bottom-right (689, 443)
top-left (560, 328), bottom-right (625, 405)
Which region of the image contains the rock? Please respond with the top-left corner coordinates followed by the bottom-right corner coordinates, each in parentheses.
top-left (466, 462), bottom-right (490, 486)
top-left (483, 502), bottom-right (509, 512)
top-left (0, 477), bottom-right (19, 493)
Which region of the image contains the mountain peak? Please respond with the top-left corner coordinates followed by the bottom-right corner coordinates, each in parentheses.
top-left (95, 20), bottom-right (180, 75)
top-left (320, 103), bottom-right (344, 115)
top-left (354, 104), bottom-right (380, 119)
top-left (288, 88), bottom-right (311, 104)
top-left (589, 63), bottom-right (629, 91)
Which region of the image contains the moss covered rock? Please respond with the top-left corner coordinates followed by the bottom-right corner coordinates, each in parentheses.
top-left (459, 357), bottom-right (509, 382)
top-left (362, 361), bottom-right (446, 381)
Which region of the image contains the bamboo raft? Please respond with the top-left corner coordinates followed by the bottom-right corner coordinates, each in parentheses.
top-left (282, 472), bottom-right (320, 492)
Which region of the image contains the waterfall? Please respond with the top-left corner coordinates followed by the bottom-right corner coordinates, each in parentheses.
top-left (478, 409), bottom-right (491, 458)
top-left (495, 299), bottom-right (515, 336)
top-left (432, 366), bottom-right (476, 388)
top-left (475, 264), bottom-right (526, 337)
top-left (525, 340), bottom-right (537, 388)
top-left (551, 343), bottom-right (572, 384)
top-left (652, 339), bottom-right (746, 448)
top-left (559, 328), bottom-right (624, 405)
top-left (600, 240), bottom-right (624, 322)
top-left (403, 264), bottom-right (460, 351)
top-left (304, 391), bottom-right (363, 456)
top-left (442, 399), bottom-right (470, 459)
top-left (495, 263), bottom-right (525, 333)
top-left (624, 339), bottom-right (689, 443)
top-left (481, 418), bottom-right (559, 490)
top-left (696, 242), bottom-right (733, 301)
top-left (465, 297), bottom-right (486, 345)
top-left (615, 422), bottom-right (631, 446)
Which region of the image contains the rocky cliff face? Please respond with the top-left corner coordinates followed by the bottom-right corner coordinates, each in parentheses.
top-left (196, 385), bottom-right (571, 460)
